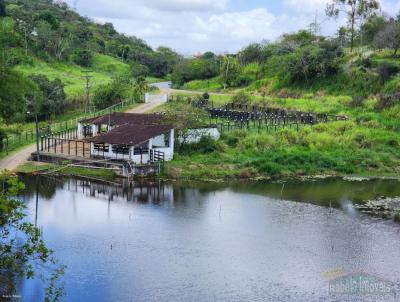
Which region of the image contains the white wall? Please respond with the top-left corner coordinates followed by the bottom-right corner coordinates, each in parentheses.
top-left (152, 134), bottom-right (166, 147)
top-left (178, 127), bottom-right (220, 144)
top-left (145, 93), bottom-right (168, 104)
top-left (155, 129), bottom-right (174, 161)
top-left (77, 123), bottom-right (83, 139)
top-left (89, 129), bottom-right (175, 164)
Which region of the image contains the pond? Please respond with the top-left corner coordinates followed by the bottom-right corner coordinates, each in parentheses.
top-left (18, 176), bottom-right (400, 301)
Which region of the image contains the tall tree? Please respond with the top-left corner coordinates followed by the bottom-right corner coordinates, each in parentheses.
top-left (374, 20), bottom-right (400, 56)
top-left (326, 0), bottom-right (380, 51)
top-left (133, 76), bottom-right (149, 102)
top-left (220, 56), bottom-right (241, 90)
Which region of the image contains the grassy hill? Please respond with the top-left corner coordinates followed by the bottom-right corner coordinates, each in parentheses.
top-left (15, 54), bottom-right (131, 98)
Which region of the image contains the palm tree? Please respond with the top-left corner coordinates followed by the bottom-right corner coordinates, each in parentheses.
top-left (133, 76), bottom-right (149, 103)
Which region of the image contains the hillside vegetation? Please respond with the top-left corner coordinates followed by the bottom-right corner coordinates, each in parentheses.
top-left (0, 0), bottom-right (179, 127)
top-left (15, 54), bottom-right (130, 97)
top-left (164, 2), bottom-right (400, 180)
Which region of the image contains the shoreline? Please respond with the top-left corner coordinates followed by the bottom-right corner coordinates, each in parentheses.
top-left (16, 162), bottom-right (400, 183)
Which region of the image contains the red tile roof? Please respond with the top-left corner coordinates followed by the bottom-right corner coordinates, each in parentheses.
top-left (87, 124), bottom-right (173, 146)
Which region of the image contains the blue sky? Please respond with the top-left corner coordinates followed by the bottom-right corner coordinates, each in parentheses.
top-left (66, 0), bottom-right (400, 55)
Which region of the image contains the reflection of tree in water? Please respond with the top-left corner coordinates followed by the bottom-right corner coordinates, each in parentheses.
top-left (1, 174), bottom-right (65, 301)
top-left (41, 177), bottom-right (175, 205)
top-left (20, 174), bottom-right (64, 200)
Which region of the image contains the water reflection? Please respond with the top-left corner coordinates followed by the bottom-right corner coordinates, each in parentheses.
top-left (18, 176), bottom-right (400, 302)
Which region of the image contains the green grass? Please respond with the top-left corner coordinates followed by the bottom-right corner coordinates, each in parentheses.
top-left (182, 77), bottom-right (222, 91)
top-left (146, 76), bottom-right (166, 84)
top-left (17, 162), bottom-right (56, 174)
top-left (14, 54), bottom-right (130, 98)
top-left (162, 89), bottom-right (400, 180)
top-left (165, 124), bottom-right (400, 180)
top-left (60, 166), bottom-right (117, 181)
top-left (17, 162), bottom-right (117, 181)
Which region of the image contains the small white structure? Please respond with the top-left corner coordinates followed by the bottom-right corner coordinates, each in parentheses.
top-left (178, 127), bottom-right (220, 144)
top-left (144, 93), bottom-right (168, 104)
top-left (78, 113), bottom-right (174, 164)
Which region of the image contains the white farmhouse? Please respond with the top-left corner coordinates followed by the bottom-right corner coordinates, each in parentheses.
top-left (78, 113), bottom-right (174, 164)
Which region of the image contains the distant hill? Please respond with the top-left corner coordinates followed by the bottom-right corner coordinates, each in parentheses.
top-left (0, 0), bottom-right (181, 123)
top-left (2, 0), bottom-right (180, 101)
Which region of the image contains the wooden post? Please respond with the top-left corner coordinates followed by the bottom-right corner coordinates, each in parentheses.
top-left (68, 140), bottom-right (71, 155)
top-left (75, 141), bottom-right (78, 156)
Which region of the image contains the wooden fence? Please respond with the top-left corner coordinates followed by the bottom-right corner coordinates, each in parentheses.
top-left (187, 98), bottom-right (348, 132)
top-left (0, 98), bottom-right (137, 155)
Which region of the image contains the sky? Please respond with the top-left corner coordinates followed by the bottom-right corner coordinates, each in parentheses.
top-left (65, 0), bottom-right (400, 55)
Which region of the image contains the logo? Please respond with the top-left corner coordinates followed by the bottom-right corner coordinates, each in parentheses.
top-left (328, 272), bottom-right (395, 296)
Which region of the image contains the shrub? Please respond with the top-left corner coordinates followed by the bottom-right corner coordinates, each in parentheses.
top-left (375, 92), bottom-right (400, 111)
top-left (231, 91), bottom-right (251, 105)
top-left (349, 95), bottom-right (365, 108)
top-left (131, 62), bottom-right (149, 78)
top-left (29, 75), bottom-right (67, 119)
top-left (93, 81), bottom-right (126, 110)
top-left (177, 136), bottom-right (221, 155)
top-left (285, 44), bottom-right (342, 83)
top-left (360, 57), bottom-right (372, 68)
top-left (377, 62), bottom-right (399, 83)
top-left (72, 49), bottom-right (93, 67)
top-left (275, 89), bottom-right (303, 99)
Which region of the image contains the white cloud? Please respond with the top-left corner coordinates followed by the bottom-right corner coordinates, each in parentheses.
top-left (69, 0), bottom-right (228, 16)
top-left (147, 0), bottom-right (229, 12)
top-left (380, 0), bottom-right (400, 15)
top-left (95, 8), bottom-right (312, 54)
top-left (63, 0), bottom-right (355, 54)
top-left (283, 0), bottom-right (330, 13)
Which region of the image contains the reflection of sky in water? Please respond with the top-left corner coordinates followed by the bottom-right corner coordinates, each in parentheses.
top-left (19, 178), bottom-right (400, 302)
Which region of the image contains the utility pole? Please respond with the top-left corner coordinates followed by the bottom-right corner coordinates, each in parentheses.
top-left (27, 94), bottom-right (40, 161)
top-left (35, 111), bottom-right (40, 161)
top-left (82, 70), bottom-right (93, 115)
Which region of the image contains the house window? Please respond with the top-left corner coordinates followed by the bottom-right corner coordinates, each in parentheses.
top-left (164, 132), bottom-right (170, 147)
top-left (94, 144), bottom-right (109, 152)
top-left (83, 125), bottom-right (93, 137)
top-left (112, 145), bottom-right (130, 155)
top-left (134, 147), bottom-right (149, 155)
